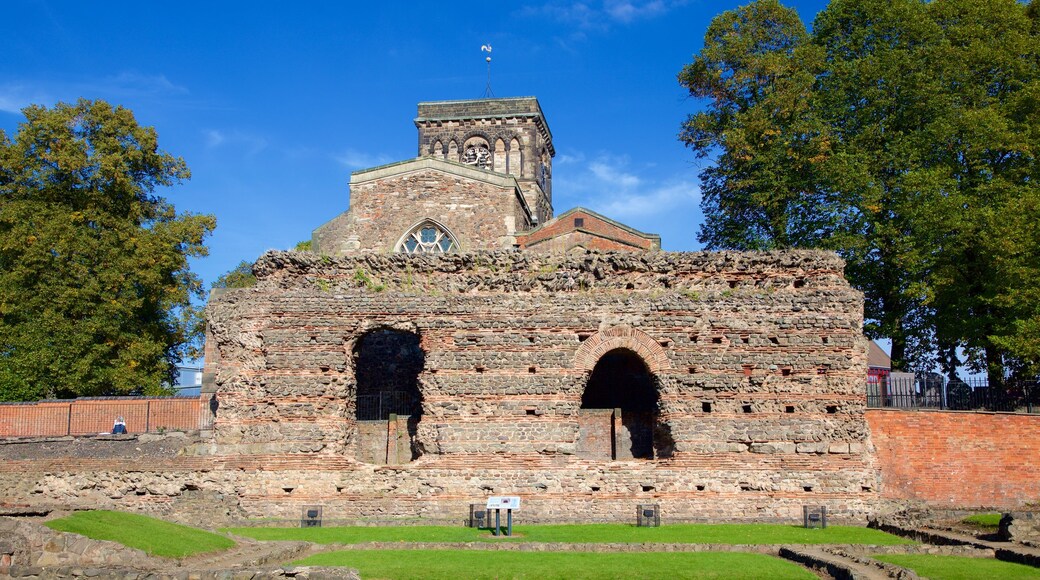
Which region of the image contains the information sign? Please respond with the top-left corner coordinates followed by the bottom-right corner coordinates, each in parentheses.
top-left (486, 496), bottom-right (521, 510)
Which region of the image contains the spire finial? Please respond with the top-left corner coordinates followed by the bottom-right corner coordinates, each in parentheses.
top-left (481, 44), bottom-right (495, 98)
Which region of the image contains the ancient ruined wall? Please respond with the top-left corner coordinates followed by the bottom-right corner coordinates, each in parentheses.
top-left (866, 409), bottom-right (1040, 509)
top-left (192, 249), bottom-right (879, 523)
top-left (312, 161), bottom-right (531, 255)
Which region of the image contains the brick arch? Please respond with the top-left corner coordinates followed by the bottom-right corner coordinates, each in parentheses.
top-left (574, 326), bottom-right (670, 375)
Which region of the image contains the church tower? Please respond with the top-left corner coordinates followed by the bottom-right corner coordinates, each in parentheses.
top-left (415, 97), bottom-right (554, 225)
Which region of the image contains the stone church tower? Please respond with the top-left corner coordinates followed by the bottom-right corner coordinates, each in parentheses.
top-left (312, 97), bottom-right (660, 255)
top-left (415, 97), bottom-right (555, 225)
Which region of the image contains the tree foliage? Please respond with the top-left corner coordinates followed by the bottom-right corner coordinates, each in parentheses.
top-left (681, 0), bottom-right (1040, 382)
top-left (0, 100), bottom-right (216, 401)
top-left (212, 260), bottom-right (257, 290)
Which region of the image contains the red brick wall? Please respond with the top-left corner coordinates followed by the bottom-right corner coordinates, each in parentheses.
top-left (0, 397), bottom-right (203, 437)
top-left (866, 409), bottom-right (1040, 508)
top-left (518, 209), bottom-right (658, 252)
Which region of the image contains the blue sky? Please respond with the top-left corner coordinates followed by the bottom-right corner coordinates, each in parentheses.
top-left (1, 0), bottom-right (830, 290)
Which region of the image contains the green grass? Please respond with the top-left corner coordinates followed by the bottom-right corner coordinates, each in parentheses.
top-left (45, 510), bottom-right (236, 558)
top-left (227, 523), bottom-right (913, 546)
top-left (874, 554), bottom-right (1040, 579)
top-left (293, 549), bottom-right (817, 579)
top-left (962, 512), bottom-right (1002, 529)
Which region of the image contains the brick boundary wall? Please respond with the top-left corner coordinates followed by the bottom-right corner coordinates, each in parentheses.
top-left (0, 396), bottom-right (205, 437)
top-left (866, 409), bottom-right (1040, 509)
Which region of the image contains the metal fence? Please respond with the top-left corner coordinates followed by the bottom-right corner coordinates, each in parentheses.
top-left (356, 391), bottom-right (419, 421)
top-left (867, 376), bottom-right (1040, 413)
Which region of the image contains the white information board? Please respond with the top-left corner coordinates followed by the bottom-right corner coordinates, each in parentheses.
top-left (486, 496), bottom-right (521, 510)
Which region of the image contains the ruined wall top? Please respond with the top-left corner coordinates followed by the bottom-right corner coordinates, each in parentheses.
top-left (251, 249), bottom-right (854, 295)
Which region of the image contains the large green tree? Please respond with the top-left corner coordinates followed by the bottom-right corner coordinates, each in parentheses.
top-left (0, 99), bottom-right (216, 400)
top-left (681, 0), bottom-right (1040, 382)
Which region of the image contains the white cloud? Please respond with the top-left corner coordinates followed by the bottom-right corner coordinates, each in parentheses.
top-left (0, 83), bottom-right (53, 114)
top-left (202, 128), bottom-right (268, 156)
top-left (522, 0), bottom-right (685, 30)
top-left (334, 148), bottom-right (393, 169)
top-left (99, 72), bottom-right (189, 97)
top-left (554, 151), bottom-right (699, 222)
top-left (0, 72), bottom-right (188, 115)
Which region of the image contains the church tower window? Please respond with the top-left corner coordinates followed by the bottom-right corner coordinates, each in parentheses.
top-left (462, 142), bottom-right (492, 169)
top-left (396, 220), bottom-right (459, 254)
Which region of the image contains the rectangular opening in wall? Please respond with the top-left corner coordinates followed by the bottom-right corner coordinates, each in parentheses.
top-left (688, 367), bottom-right (696, 374)
top-left (578, 333), bottom-right (591, 342)
top-left (526, 409), bottom-right (537, 416)
top-left (696, 485), bottom-right (705, 491)
top-left (742, 404), bottom-right (753, 414)
top-left (781, 368), bottom-right (791, 376)
top-left (785, 406), bottom-right (795, 414)
top-left (641, 485), bottom-right (655, 492)
top-left (712, 337), bottom-right (723, 344)
top-left (803, 485), bottom-right (814, 492)
top-left (528, 366), bottom-right (537, 374)
top-left (702, 402), bottom-right (712, 413)
top-left (826, 405), bottom-right (839, 414)
top-left (574, 217), bottom-right (584, 227)
top-left (475, 366), bottom-right (485, 373)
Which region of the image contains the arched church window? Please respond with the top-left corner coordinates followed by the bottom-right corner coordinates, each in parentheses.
top-left (396, 221), bottom-right (459, 254)
top-left (461, 143), bottom-right (492, 169)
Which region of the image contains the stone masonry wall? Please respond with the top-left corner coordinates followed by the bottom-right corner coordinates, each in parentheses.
top-left (191, 249), bottom-right (880, 523)
top-left (312, 162), bottom-right (530, 255)
top-left (866, 409), bottom-right (1040, 509)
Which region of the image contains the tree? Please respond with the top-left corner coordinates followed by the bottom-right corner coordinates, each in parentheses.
top-left (680, 0), bottom-right (1040, 380)
top-left (0, 99), bottom-right (216, 401)
top-left (212, 261), bottom-right (257, 289)
top-left (678, 0), bottom-right (841, 251)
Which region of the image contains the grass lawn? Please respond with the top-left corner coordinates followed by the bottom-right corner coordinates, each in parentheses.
top-left (961, 512), bottom-right (1002, 530)
top-left (228, 523), bottom-right (913, 545)
top-left (874, 554), bottom-right (1040, 579)
top-left (293, 549), bottom-right (817, 579)
top-left (45, 510), bottom-right (236, 558)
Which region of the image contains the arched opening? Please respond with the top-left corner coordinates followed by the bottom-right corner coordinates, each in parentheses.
top-left (462, 136), bottom-right (492, 169)
top-left (581, 348), bottom-right (668, 460)
top-left (354, 329), bottom-right (425, 463)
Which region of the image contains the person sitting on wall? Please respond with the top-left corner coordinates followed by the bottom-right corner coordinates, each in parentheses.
top-left (111, 416), bottom-right (127, 434)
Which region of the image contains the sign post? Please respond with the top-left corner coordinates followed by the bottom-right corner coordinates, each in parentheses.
top-left (485, 496), bottom-right (521, 537)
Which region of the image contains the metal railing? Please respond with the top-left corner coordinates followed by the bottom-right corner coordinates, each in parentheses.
top-left (356, 391), bottom-right (420, 421)
top-left (867, 376), bottom-right (1039, 413)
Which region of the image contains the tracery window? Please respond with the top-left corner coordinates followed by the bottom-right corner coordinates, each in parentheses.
top-left (461, 144), bottom-right (492, 169)
top-left (396, 221), bottom-right (458, 254)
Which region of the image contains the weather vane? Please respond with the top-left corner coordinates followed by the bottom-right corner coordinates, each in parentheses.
top-left (481, 44), bottom-right (495, 98)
